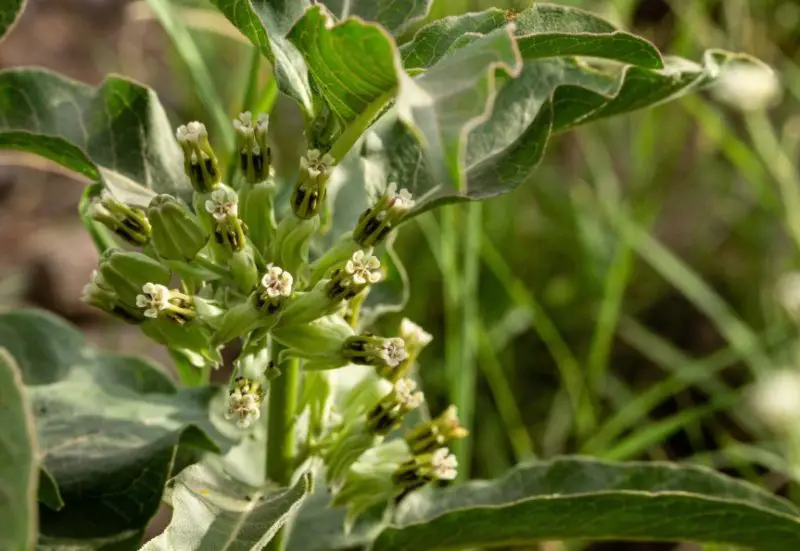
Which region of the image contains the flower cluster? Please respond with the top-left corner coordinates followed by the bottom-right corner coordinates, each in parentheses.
top-left (79, 114), bottom-right (458, 525)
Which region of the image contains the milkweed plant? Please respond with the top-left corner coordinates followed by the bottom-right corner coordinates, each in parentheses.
top-left (1, 1), bottom-right (797, 551)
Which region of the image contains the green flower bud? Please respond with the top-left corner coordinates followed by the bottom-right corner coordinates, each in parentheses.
top-left (275, 282), bottom-right (341, 328)
top-left (331, 439), bottom-right (412, 525)
top-left (226, 376), bottom-right (265, 429)
top-left (353, 186), bottom-right (414, 247)
top-left (366, 378), bottom-right (424, 435)
top-left (81, 270), bottom-right (145, 323)
top-left (141, 317), bottom-right (221, 368)
top-left (98, 249), bottom-right (170, 307)
top-left (135, 283), bottom-right (196, 324)
top-left (343, 335), bottom-right (407, 374)
top-left (205, 187), bottom-right (247, 253)
top-left (405, 405), bottom-right (469, 456)
top-left (147, 194), bottom-right (209, 262)
top-left (325, 250), bottom-right (383, 303)
top-left (271, 314), bottom-right (354, 370)
top-left (239, 180), bottom-right (277, 258)
top-left (212, 302), bottom-right (262, 347)
top-left (233, 112), bottom-right (270, 183)
top-left (176, 121), bottom-right (220, 192)
top-left (308, 232), bottom-right (363, 287)
top-left (272, 214), bottom-right (319, 278)
top-left (89, 190), bottom-right (151, 246)
top-left (231, 246), bottom-right (259, 293)
top-left (291, 149), bottom-right (335, 219)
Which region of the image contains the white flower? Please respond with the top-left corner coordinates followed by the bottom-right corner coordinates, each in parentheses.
top-left (345, 250), bottom-right (382, 285)
top-left (389, 187), bottom-right (414, 215)
top-left (226, 388), bottom-right (262, 429)
top-left (711, 62), bottom-right (782, 112)
top-left (233, 111), bottom-right (254, 133)
top-left (430, 448), bottom-right (458, 480)
top-left (261, 264), bottom-right (293, 298)
top-left (381, 338), bottom-right (408, 368)
top-left (394, 378), bottom-right (424, 410)
top-left (175, 121), bottom-right (207, 144)
top-left (750, 369), bottom-right (800, 434)
top-left (255, 113), bottom-right (269, 134)
top-left (399, 318), bottom-right (433, 349)
top-left (204, 187), bottom-right (238, 221)
top-left (300, 148), bottom-right (335, 177)
top-left (135, 282), bottom-right (170, 319)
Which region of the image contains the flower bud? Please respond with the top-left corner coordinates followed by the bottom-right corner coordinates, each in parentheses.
top-left (366, 378), bottom-right (424, 435)
top-left (271, 314), bottom-right (354, 370)
top-left (343, 335), bottom-right (407, 374)
top-left (353, 186), bottom-right (414, 247)
top-left (225, 376), bottom-right (265, 429)
top-left (212, 302), bottom-right (262, 346)
top-left (176, 121), bottom-right (221, 192)
top-left (392, 447), bottom-right (458, 491)
top-left (272, 215), bottom-right (319, 278)
top-left (135, 283), bottom-right (196, 324)
top-left (147, 194), bottom-right (208, 262)
top-left (205, 186), bottom-right (247, 254)
top-left (231, 246), bottom-right (259, 293)
top-left (275, 282), bottom-right (342, 327)
top-left (325, 250), bottom-right (383, 303)
top-left (233, 112), bottom-right (270, 183)
top-left (89, 190), bottom-right (151, 246)
top-left (291, 149), bottom-right (335, 219)
top-left (239, 180), bottom-right (277, 258)
top-left (98, 249), bottom-right (170, 307)
top-left (81, 270), bottom-right (145, 323)
top-left (405, 405), bottom-right (469, 455)
top-left (141, 316), bottom-right (220, 365)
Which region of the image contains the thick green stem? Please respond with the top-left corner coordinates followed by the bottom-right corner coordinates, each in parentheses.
top-left (266, 345), bottom-right (299, 551)
top-left (328, 88), bottom-right (396, 162)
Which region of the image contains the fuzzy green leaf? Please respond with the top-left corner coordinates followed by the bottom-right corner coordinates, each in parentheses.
top-left (320, 0), bottom-right (432, 36)
top-left (373, 457), bottom-right (800, 551)
top-left (210, 0), bottom-right (313, 114)
top-left (0, 0), bottom-right (25, 41)
top-left (142, 465), bottom-right (311, 551)
top-left (0, 310), bottom-right (231, 549)
top-left (0, 349), bottom-right (37, 551)
top-left (363, 4), bottom-right (743, 217)
top-left (0, 68), bottom-right (188, 206)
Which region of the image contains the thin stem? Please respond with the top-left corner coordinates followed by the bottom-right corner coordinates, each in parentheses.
top-left (328, 88), bottom-right (396, 162)
top-left (266, 345), bottom-right (299, 551)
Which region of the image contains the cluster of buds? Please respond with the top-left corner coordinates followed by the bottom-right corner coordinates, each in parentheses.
top-left (78, 112), bottom-right (456, 527)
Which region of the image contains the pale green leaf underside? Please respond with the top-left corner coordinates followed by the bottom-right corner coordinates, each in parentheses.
top-left (0, 310), bottom-right (230, 548)
top-left (373, 457), bottom-right (800, 551)
top-left (142, 465), bottom-right (311, 551)
top-left (321, 0), bottom-right (432, 36)
top-left (0, 68), bottom-right (187, 206)
top-left (0, 349), bottom-right (37, 551)
top-left (0, 0), bottom-right (25, 42)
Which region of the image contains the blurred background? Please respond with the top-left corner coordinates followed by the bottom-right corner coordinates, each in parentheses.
top-left (2, 0), bottom-right (800, 549)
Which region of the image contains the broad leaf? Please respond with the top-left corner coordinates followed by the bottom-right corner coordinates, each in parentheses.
top-left (210, 0), bottom-right (313, 114)
top-left (0, 0), bottom-right (25, 41)
top-left (372, 457), bottom-right (800, 551)
top-left (0, 68), bottom-right (187, 206)
top-left (142, 464), bottom-right (311, 551)
top-left (321, 0), bottom-right (432, 36)
top-left (0, 349), bottom-right (37, 551)
top-left (0, 310), bottom-right (231, 549)
top-left (362, 4), bottom-right (741, 217)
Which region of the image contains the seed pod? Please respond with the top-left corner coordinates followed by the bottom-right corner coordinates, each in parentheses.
top-left (148, 194), bottom-right (209, 262)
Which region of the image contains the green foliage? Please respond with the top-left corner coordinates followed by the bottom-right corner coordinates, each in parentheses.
top-left (0, 0), bottom-right (24, 42)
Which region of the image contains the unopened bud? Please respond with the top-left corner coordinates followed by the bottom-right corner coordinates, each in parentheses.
top-left (135, 283), bottom-right (195, 324)
top-left (176, 121), bottom-right (220, 192)
top-left (353, 185), bottom-right (414, 247)
top-left (234, 112), bottom-right (270, 183)
top-left (225, 376), bottom-right (265, 429)
top-left (89, 191), bottom-right (151, 246)
top-left (366, 378), bottom-right (423, 435)
top-left (271, 314), bottom-right (354, 370)
top-left (272, 214), bottom-right (319, 277)
top-left (291, 149), bottom-right (335, 219)
top-left (405, 405), bottom-right (469, 455)
top-left (343, 335), bottom-right (407, 374)
top-left (239, 180), bottom-right (277, 258)
top-left (98, 249), bottom-right (170, 307)
top-left (81, 270), bottom-right (144, 323)
top-left (325, 250), bottom-right (382, 302)
top-left (147, 194), bottom-right (208, 262)
top-left (231, 246), bottom-right (259, 293)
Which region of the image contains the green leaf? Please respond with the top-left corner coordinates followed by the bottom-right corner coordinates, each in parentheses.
top-left (210, 0), bottom-right (313, 114)
top-left (0, 349), bottom-right (37, 551)
top-left (0, 68), bottom-right (188, 206)
top-left (372, 457), bottom-right (800, 551)
top-left (365, 4), bottom-right (742, 217)
top-left (0, 0), bottom-right (25, 41)
top-left (141, 465), bottom-right (311, 551)
top-left (0, 309), bottom-right (232, 549)
top-left (320, 0), bottom-right (432, 36)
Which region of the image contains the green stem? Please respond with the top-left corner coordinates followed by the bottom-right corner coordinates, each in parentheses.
top-left (328, 88), bottom-right (396, 162)
top-left (266, 345), bottom-right (299, 551)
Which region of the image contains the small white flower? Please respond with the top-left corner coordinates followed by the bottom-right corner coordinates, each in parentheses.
top-left (712, 62), bottom-right (782, 112)
top-left (225, 378), bottom-right (264, 429)
top-left (300, 148), bottom-right (335, 177)
top-left (394, 378), bottom-right (424, 409)
top-left (381, 338), bottom-right (408, 368)
top-left (399, 318), bottom-right (433, 349)
top-left (204, 187), bottom-right (238, 221)
top-left (261, 264), bottom-right (293, 298)
top-left (430, 448), bottom-right (458, 480)
top-left (175, 121), bottom-right (207, 144)
top-left (389, 187), bottom-right (414, 214)
top-left (233, 111), bottom-right (253, 132)
top-left (135, 282), bottom-right (170, 319)
top-left (255, 113), bottom-right (269, 134)
top-left (750, 369), bottom-right (800, 434)
top-left (345, 250), bottom-right (382, 285)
